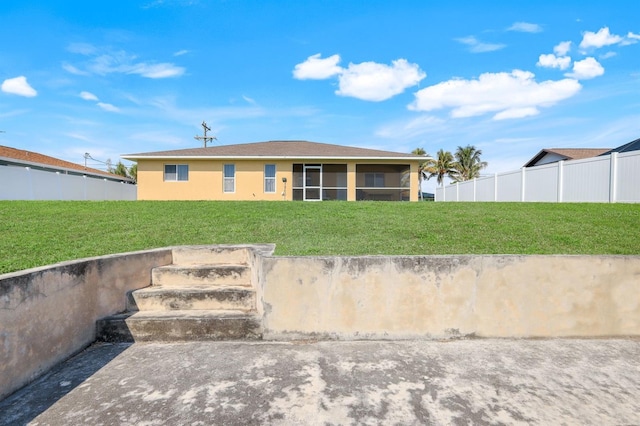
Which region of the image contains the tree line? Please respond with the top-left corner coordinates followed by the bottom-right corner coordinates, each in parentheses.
top-left (107, 160), bottom-right (137, 183)
top-left (412, 145), bottom-right (488, 187)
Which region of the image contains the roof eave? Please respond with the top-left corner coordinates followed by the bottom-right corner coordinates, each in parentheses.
top-left (122, 155), bottom-right (428, 161)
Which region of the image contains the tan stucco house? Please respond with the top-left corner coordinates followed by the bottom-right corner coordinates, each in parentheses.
top-left (122, 140), bottom-right (425, 201)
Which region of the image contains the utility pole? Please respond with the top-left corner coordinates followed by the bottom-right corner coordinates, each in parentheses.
top-left (194, 121), bottom-right (216, 147)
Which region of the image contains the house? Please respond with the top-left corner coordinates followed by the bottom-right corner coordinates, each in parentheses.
top-left (0, 145), bottom-right (133, 183)
top-left (524, 148), bottom-right (610, 168)
top-left (599, 137), bottom-right (640, 156)
top-left (122, 140), bottom-right (425, 201)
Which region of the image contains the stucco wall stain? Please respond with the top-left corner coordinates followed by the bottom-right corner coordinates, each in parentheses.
top-left (1, 274), bottom-right (47, 310)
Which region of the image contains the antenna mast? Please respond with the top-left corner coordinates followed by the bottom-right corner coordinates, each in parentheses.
top-left (194, 121), bottom-right (216, 147)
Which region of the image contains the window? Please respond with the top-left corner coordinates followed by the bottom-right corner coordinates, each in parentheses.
top-left (264, 164), bottom-right (276, 193)
top-left (164, 164), bottom-right (189, 181)
top-left (364, 173), bottom-right (384, 188)
top-left (223, 164), bottom-right (235, 192)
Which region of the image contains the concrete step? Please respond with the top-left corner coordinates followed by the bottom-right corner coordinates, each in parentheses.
top-left (171, 246), bottom-right (250, 266)
top-left (127, 286), bottom-right (256, 312)
top-left (96, 310), bottom-right (262, 342)
top-left (152, 264), bottom-right (251, 287)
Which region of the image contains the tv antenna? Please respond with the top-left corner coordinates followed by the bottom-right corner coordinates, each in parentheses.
top-left (194, 121), bottom-right (216, 147)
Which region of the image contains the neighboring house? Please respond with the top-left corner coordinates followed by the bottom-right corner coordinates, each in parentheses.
top-left (599, 137), bottom-right (640, 156)
top-left (524, 148), bottom-right (610, 168)
top-left (0, 145), bottom-right (133, 183)
top-left (122, 140), bottom-right (424, 201)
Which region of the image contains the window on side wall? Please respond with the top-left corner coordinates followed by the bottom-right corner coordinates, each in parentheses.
top-left (223, 164), bottom-right (235, 192)
top-left (264, 164), bottom-right (276, 193)
top-left (164, 164), bottom-right (189, 181)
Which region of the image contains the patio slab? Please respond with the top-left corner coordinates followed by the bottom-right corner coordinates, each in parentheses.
top-left (1, 339), bottom-right (639, 425)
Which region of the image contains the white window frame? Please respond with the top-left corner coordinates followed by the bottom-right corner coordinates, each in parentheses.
top-left (264, 164), bottom-right (276, 193)
top-left (223, 164), bottom-right (235, 193)
top-left (164, 164), bottom-right (189, 181)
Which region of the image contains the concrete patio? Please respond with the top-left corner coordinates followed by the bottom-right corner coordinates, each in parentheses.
top-left (2, 338), bottom-right (639, 425)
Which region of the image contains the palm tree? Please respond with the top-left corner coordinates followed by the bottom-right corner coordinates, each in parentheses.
top-left (452, 145), bottom-right (488, 182)
top-left (412, 148), bottom-right (430, 200)
top-left (423, 149), bottom-right (457, 187)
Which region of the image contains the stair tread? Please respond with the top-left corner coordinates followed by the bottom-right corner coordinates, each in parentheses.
top-left (134, 285), bottom-right (254, 292)
top-left (156, 263), bottom-right (249, 269)
top-left (107, 309), bottom-right (258, 320)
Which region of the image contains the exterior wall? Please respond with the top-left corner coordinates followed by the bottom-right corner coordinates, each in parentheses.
top-left (138, 159), bottom-right (293, 200)
top-left (137, 158), bottom-right (419, 201)
top-left (0, 249), bottom-right (173, 400)
top-left (261, 255), bottom-right (640, 340)
top-left (436, 151), bottom-right (640, 203)
top-left (532, 152), bottom-right (566, 166)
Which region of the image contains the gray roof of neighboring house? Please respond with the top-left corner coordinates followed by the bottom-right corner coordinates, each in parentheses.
top-left (524, 148), bottom-right (611, 167)
top-left (123, 141), bottom-right (426, 161)
top-left (0, 145), bottom-right (133, 182)
top-left (599, 137), bottom-right (640, 156)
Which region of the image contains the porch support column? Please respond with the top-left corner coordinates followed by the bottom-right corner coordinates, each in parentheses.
top-left (410, 162), bottom-right (419, 202)
top-left (347, 162), bottom-right (357, 201)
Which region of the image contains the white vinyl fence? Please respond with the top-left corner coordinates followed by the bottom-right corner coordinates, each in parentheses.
top-left (436, 151), bottom-right (640, 203)
top-left (0, 166), bottom-right (137, 201)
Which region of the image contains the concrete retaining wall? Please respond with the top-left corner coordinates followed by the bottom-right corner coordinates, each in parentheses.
top-left (0, 249), bottom-right (172, 400)
top-left (3, 247), bottom-right (640, 400)
top-left (261, 255), bottom-right (640, 340)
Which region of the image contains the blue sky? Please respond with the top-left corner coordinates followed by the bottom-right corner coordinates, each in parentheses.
top-left (1, 0), bottom-right (639, 192)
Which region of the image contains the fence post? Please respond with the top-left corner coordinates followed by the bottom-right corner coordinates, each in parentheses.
top-left (609, 152), bottom-right (618, 203)
top-left (473, 178), bottom-right (477, 202)
top-left (494, 173), bottom-right (498, 202)
top-left (557, 161), bottom-right (564, 203)
top-left (521, 167), bottom-right (526, 202)
top-left (25, 167), bottom-right (34, 200)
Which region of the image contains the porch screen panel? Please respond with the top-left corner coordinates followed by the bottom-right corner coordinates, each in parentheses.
top-left (292, 164), bottom-right (303, 200)
top-left (322, 164), bottom-right (347, 200)
top-left (356, 164), bottom-right (410, 201)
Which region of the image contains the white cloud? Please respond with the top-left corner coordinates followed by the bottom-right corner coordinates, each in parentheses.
top-left (80, 91), bottom-right (99, 101)
top-left (173, 49), bottom-right (189, 56)
top-left (62, 63), bottom-right (90, 76)
top-left (293, 54), bottom-right (425, 101)
top-left (456, 36), bottom-right (506, 53)
top-left (628, 32), bottom-right (640, 40)
top-left (409, 70), bottom-right (582, 121)
top-left (336, 59), bottom-right (426, 102)
top-left (1, 76), bottom-right (37, 97)
top-left (600, 51), bottom-right (617, 59)
top-left (97, 102), bottom-right (120, 112)
top-left (293, 54), bottom-right (342, 79)
top-left (494, 107), bottom-right (540, 120)
top-left (565, 57), bottom-right (605, 80)
top-left (375, 115), bottom-right (445, 139)
top-left (127, 62), bottom-right (185, 78)
top-left (66, 47), bottom-right (185, 79)
top-left (508, 22), bottom-right (543, 33)
top-left (537, 54), bottom-right (571, 70)
top-left (554, 41), bottom-right (572, 56)
top-left (579, 27), bottom-right (623, 49)
top-left (242, 95), bottom-right (257, 105)
top-left (67, 42), bottom-right (97, 55)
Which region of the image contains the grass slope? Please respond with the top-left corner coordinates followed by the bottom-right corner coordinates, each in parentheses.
top-left (1, 201), bottom-right (638, 274)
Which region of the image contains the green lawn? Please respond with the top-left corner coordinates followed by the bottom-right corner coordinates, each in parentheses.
top-left (1, 201), bottom-right (638, 274)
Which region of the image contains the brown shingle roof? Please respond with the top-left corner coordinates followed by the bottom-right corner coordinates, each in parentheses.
top-left (524, 148), bottom-right (610, 167)
top-left (0, 145), bottom-right (130, 180)
top-left (123, 141), bottom-right (424, 160)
